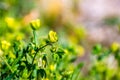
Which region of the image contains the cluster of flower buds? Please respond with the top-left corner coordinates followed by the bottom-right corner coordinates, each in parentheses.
top-left (30, 19), bottom-right (58, 43)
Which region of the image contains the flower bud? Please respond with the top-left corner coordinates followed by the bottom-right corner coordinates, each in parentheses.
top-left (1, 40), bottom-right (11, 50)
top-left (111, 42), bottom-right (120, 52)
top-left (76, 45), bottom-right (85, 57)
top-left (48, 31), bottom-right (58, 43)
top-left (30, 19), bottom-right (40, 30)
top-left (50, 64), bottom-right (56, 71)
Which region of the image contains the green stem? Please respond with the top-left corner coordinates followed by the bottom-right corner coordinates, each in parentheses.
top-left (0, 56), bottom-right (13, 73)
top-left (30, 43), bottom-right (51, 80)
top-left (33, 30), bottom-right (36, 45)
top-left (31, 43), bottom-right (50, 65)
top-left (0, 56), bottom-right (18, 78)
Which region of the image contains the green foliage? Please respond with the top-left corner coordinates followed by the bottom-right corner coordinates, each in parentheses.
top-left (81, 43), bottom-right (120, 80)
top-left (1, 1), bottom-right (120, 80)
top-left (0, 20), bottom-right (83, 80)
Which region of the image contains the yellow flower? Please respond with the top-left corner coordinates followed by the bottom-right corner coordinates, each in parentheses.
top-left (5, 17), bottom-right (19, 30)
top-left (44, 78), bottom-right (49, 80)
top-left (111, 42), bottom-right (120, 52)
top-left (76, 45), bottom-right (85, 57)
top-left (50, 64), bottom-right (56, 71)
top-left (64, 49), bottom-right (69, 55)
top-left (5, 17), bottom-right (15, 27)
top-left (30, 19), bottom-right (41, 30)
top-left (42, 78), bottom-right (49, 80)
top-left (48, 31), bottom-right (58, 43)
top-left (1, 40), bottom-right (11, 50)
top-left (31, 49), bottom-right (35, 54)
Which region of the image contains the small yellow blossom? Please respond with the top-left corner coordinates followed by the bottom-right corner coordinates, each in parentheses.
top-left (31, 49), bottom-right (35, 54)
top-left (5, 17), bottom-right (19, 30)
top-left (5, 17), bottom-right (15, 27)
top-left (76, 45), bottom-right (85, 57)
top-left (48, 31), bottom-right (58, 43)
top-left (44, 78), bottom-right (49, 80)
top-left (45, 78), bottom-right (49, 80)
top-left (42, 78), bottom-right (49, 80)
top-left (111, 42), bottom-right (120, 52)
top-left (64, 49), bottom-right (69, 54)
top-left (50, 64), bottom-right (56, 71)
top-left (30, 19), bottom-right (41, 30)
top-left (1, 40), bottom-right (11, 50)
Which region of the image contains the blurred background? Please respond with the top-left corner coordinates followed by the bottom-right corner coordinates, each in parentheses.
top-left (1, 0), bottom-right (120, 79)
top-left (1, 0), bottom-right (120, 44)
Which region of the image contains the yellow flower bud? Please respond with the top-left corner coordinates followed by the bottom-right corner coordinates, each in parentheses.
top-left (48, 31), bottom-right (58, 43)
top-left (111, 42), bottom-right (120, 52)
top-left (76, 45), bottom-right (85, 57)
top-left (5, 17), bottom-right (15, 27)
top-left (30, 19), bottom-right (41, 30)
top-left (64, 49), bottom-right (69, 54)
top-left (31, 49), bottom-right (35, 54)
top-left (44, 78), bottom-right (49, 80)
top-left (50, 64), bottom-right (56, 71)
top-left (5, 17), bottom-right (19, 30)
top-left (1, 40), bottom-right (11, 50)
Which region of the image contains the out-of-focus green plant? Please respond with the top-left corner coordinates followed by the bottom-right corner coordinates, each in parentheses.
top-left (80, 42), bottom-right (120, 80)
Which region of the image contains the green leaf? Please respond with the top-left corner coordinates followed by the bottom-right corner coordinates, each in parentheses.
top-left (71, 63), bottom-right (84, 80)
top-left (53, 53), bottom-right (60, 62)
top-left (77, 62), bottom-right (84, 69)
top-left (56, 48), bottom-right (65, 58)
top-left (33, 69), bottom-right (37, 78)
top-left (92, 44), bottom-right (102, 55)
top-left (42, 55), bottom-right (47, 67)
top-left (69, 56), bottom-right (77, 62)
top-left (26, 54), bottom-right (32, 64)
top-left (37, 69), bottom-right (46, 79)
top-left (22, 68), bottom-right (28, 78)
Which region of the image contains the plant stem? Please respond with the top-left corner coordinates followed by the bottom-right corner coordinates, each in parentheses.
top-left (0, 56), bottom-right (13, 73)
top-left (31, 43), bottom-right (50, 65)
top-left (30, 43), bottom-right (51, 80)
top-left (33, 30), bottom-right (36, 45)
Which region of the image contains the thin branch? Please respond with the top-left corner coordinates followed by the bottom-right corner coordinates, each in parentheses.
top-left (31, 43), bottom-right (51, 65)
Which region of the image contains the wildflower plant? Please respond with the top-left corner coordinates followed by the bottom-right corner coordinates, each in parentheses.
top-left (0, 19), bottom-right (83, 80)
top-left (81, 43), bottom-right (120, 80)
